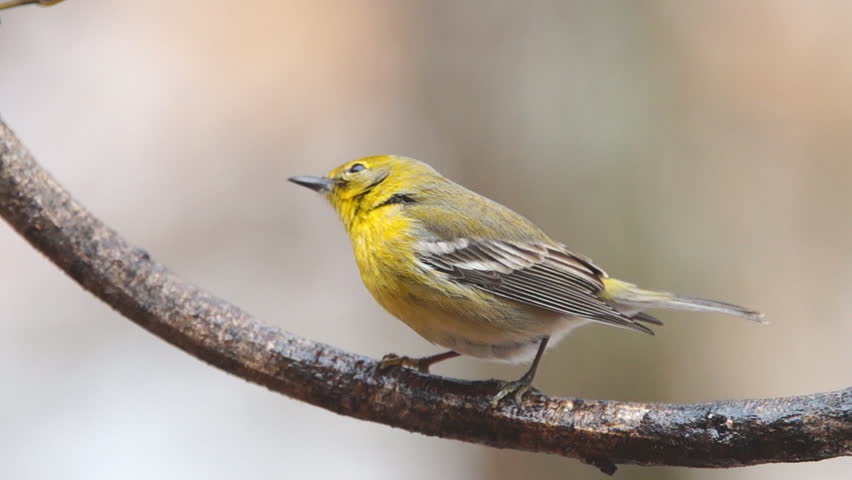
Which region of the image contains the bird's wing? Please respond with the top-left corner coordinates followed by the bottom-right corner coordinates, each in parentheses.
top-left (416, 238), bottom-right (653, 335)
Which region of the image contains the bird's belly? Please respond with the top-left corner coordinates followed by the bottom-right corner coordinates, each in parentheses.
top-left (375, 287), bottom-right (589, 363)
top-left (440, 314), bottom-right (589, 363)
top-left (350, 224), bottom-right (589, 363)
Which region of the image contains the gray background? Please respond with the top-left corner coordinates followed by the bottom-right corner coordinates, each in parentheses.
top-left (1, 1), bottom-right (850, 479)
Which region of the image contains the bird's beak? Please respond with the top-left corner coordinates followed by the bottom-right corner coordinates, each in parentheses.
top-left (288, 176), bottom-right (336, 193)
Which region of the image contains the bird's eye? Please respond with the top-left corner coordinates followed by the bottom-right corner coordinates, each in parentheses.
top-left (348, 163), bottom-right (366, 173)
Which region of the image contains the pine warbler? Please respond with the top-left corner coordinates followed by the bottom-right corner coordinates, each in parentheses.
top-left (290, 156), bottom-right (765, 407)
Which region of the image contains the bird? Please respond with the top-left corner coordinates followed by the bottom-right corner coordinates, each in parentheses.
top-left (289, 155), bottom-right (765, 407)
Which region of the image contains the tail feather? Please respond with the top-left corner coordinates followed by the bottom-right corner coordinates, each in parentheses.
top-left (666, 294), bottom-right (767, 324)
top-left (602, 278), bottom-right (767, 324)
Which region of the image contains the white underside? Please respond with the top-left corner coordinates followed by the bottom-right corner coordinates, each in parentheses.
top-left (435, 316), bottom-right (591, 364)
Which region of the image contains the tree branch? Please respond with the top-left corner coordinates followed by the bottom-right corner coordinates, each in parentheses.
top-left (0, 118), bottom-right (849, 475)
top-left (0, 0), bottom-right (64, 11)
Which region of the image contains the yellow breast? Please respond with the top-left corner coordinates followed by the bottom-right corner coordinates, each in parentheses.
top-left (346, 207), bottom-right (557, 355)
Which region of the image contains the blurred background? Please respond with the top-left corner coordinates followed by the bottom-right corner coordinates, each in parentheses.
top-left (1, 1), bottom-right (850, 479)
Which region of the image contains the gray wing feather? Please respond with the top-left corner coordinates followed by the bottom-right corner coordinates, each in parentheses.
top-left (417, 239), bottom-right (653, 335)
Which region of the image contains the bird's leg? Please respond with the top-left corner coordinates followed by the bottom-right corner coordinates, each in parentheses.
top-left (379, 350), bottom-right (460, 374)
top-left (491, 337), bottom-right (549, 408)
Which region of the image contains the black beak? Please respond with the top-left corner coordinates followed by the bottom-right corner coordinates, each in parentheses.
top-left (288, 176), bottom-right (336, 193)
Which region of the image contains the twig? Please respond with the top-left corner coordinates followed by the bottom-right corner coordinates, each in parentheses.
top-left (0, 118), bottom-right (849, 475)
top-left (0, 0), bottom-right (63, 11)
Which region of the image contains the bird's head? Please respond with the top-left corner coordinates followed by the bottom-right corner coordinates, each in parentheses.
top-left (289, 155), bottom-right (441, 230)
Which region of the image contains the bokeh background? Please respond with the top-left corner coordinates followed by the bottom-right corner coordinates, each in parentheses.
top-left (1, 1), bottom-right (850, 479)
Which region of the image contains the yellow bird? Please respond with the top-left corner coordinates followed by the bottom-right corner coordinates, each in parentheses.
top-left (290, 156), bottom-right (765, 407)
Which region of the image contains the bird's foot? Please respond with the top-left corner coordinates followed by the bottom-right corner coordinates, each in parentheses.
top-left (379, 351), bottom-right (459, 374)
top-left (490, 376), bottom-right (534, 408)
top-left (379, 353), bottom-right (432, 373)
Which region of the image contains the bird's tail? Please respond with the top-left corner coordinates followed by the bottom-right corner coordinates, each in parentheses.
top-left (601, 278), bottom-right (767, 324)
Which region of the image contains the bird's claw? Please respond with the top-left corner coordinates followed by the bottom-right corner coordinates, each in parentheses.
top-left (490, 378), bottom-right (533, 408)
top-left (378, 353), bottom-right (431, 373)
